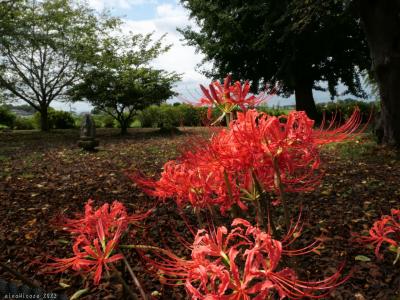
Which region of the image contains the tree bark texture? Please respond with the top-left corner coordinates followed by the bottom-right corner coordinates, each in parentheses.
top-left (40, 106), bottom-right (49, 131)
top-left (358, 0), bottom-right (400, 146)
top-left (294, 80), bottom-right (320, 123)
top-left (120, 125), bottom-right (128, 135)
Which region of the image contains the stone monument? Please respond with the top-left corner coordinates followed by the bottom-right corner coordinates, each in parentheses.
top-left (78, 114), bottom-right (99, 151)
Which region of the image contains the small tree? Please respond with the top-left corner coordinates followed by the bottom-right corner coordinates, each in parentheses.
top-left (0, 0), bottom-right (111, 131)
top-left (70, 33), bottom-right (181, 135)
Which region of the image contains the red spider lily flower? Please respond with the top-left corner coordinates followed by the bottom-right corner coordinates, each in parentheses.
top-left (82, 219), bottom-right (124, 284)
top-left (47, 219), bottom-right (125, 285)
top-left (313, 107), bottom-right (364, 145)
top-left (132, 159), bottom-right (245, 214)
top-left (57, 199), bottom-right (151, 240)
top-left (198, 75), bottom-right (274, 122)
top-left (143, 219), bottom-right (347, 299)
top-left (191, 223), bottom-right (251, 263)
top-left (132, 107), bottom-right (363, 214)
top-left (185, 263), bottom-right (231, 299)
top-left (132, 131), bottom-right (247, 212)
top-left (47, 201), bottom-right (150, 285)
top-left (356, 209), bottom-right (400, 262)
top-left (46, 236), bottom-right (94, 273)
top-left (229, 110), bottom-right (322, 194)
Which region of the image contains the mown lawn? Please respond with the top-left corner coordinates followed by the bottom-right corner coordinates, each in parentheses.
top-left (0, 128), bottom-right (399, 299)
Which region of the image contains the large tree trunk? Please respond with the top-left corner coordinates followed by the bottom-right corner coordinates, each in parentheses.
top-left (294, 81), bottom-right (320, 122)
top-left (119, 120), bottom-right (128, 135)
top-left (358, 0), bottom-right (400, 146)
top-left (40, 105), bottom-right (49, 131)
top-left (120, 126), bottom-right (128, 135)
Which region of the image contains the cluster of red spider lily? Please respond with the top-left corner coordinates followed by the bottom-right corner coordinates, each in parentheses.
top-left (143, 218), bottom-right (347, 299)
top-left (133, 107), bottom-right (363, 214)
top-left (44, 76), bottom-right (364, 299)
top-left (357, 209), bottom-right (400, 264)
top-left (198, 75), bottom-right (275, 123)
top-left (47, 200), bottom-right (150, 285)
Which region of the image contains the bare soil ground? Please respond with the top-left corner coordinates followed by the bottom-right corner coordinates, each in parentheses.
top-left (0, 128), bottom-right (399, 299)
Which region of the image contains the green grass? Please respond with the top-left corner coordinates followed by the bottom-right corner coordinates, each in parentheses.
top-left (146, 145), bottom-right (161, 155)
top-left (0, 155), bottom-right (9, 162)
top-left (326, 140), bottom-right (376, 160)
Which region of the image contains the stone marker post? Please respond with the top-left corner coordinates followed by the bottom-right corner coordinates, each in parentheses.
top-left (78, 114), bottom-right (99, 151)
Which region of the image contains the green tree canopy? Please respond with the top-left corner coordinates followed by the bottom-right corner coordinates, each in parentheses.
top-left (268, 0), bottom-right (400, 146)
top-left (0, 0), bottom-right (113, 131)
top-left (179, 0), bottom-right (370, 121)
top-left (70, 33), bottom-right (181, 134)
top-left (0, 0), bottom-right (23, 36)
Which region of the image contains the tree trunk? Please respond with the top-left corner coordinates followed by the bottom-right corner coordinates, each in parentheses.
top-left (119, 120), bottom-right (128, 135)
top-left (40, 106), bottom-right (49, 131)
top-left (358, 0), bottom-right (400, 146)
top-left (294, 81), bottom-right (320, 122)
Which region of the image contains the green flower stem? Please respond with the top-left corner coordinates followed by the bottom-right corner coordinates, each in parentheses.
top-left (254, 197), bottom-right (265, 230)
top-left (225, 112), bottom-right (231, 128)
top-left (251, 170), bottom-right (276, 234)
top-left (194, 207), bottom-right (204, 228)
top-left (110, 263), bottom-right (138, 300)
top-left (220, 251), bottom-right (231, 268)
top-left (230, 204), bottom-right (241, 219)
top-left (272, 157), bottom-right (290, 231)
top-left (122, 255), bottom-right (147, 300)
top-left (119, 244), bottom-right (169, 254)
top-left (224, 169), bottom-right (241, 219)
top-left (207, 204), bottom-right (220, 226)
top-left (252, 172), bottom-right (266, 230)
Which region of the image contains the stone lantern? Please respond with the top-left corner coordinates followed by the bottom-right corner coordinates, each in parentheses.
top-left (78, 114), bottom-right (99, 151)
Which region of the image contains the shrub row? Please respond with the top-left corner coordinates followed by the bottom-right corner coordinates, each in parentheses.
top-left (316, 99), bottom-right (376, 124)
top-left (33, 109), bottom-right (76, 129)
top-left (139, 100), bottom-right (375, 128)
top-left (1, 100), bottom-right (376, 130)
top-left (0, 106), bottom-right (37, 130)
top-left (0, 106), bottom-right (16, 128)
top-left (138, 103), bottom-right (207, 129)
top-left (0, 107), bottom-right (77, 130)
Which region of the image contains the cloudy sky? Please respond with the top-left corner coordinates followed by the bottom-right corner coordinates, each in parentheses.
top-left (53, 0), bottom-right (369, 112)
top-left (54, 0), bottom-right (211, 112)
top-left (118, 1), bottom-right (211, 96)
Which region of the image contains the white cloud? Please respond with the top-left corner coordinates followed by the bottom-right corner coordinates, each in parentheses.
top-left (87, 0), bottom-right (157, 11)
top-left (68, 1), bottom-right (209, 112)
top-left (156, 3), bottom-right (184, 18)
top-left (86, 0), bottom-right (105, 11)
top-left (121, 3), bottom-right (211, 103)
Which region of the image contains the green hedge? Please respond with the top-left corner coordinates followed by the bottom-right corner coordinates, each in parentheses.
top-left (1, 106), bottom-right (78, 130)
top-left (91, 114), bottom-right (116, 128)
top-left (33, 109), bottom-right (76, 129)
top-left (139, 104), bottom-right (208, 128)
top-left (316, 99), bottom-right (376, 124)
top-left (0, 106), bottom-right (16, 128)
top-left (138, 101), bottom-right (374, 128)
top-left (4, 101), bottom-right (374, 131)
top-left (88, 114), bottom-right (141, 129)
top-left (257, 106), bottom-right (291, 117)
top-left (13, 117), bottom-right (36, 130)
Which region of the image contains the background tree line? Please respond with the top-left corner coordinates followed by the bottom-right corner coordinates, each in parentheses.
top-left (1, 0), bottom-right (400, 146)
top-left (0, 0), bottom-right (180, 134)
top-left (0, 100), bottom-right (375, 133)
